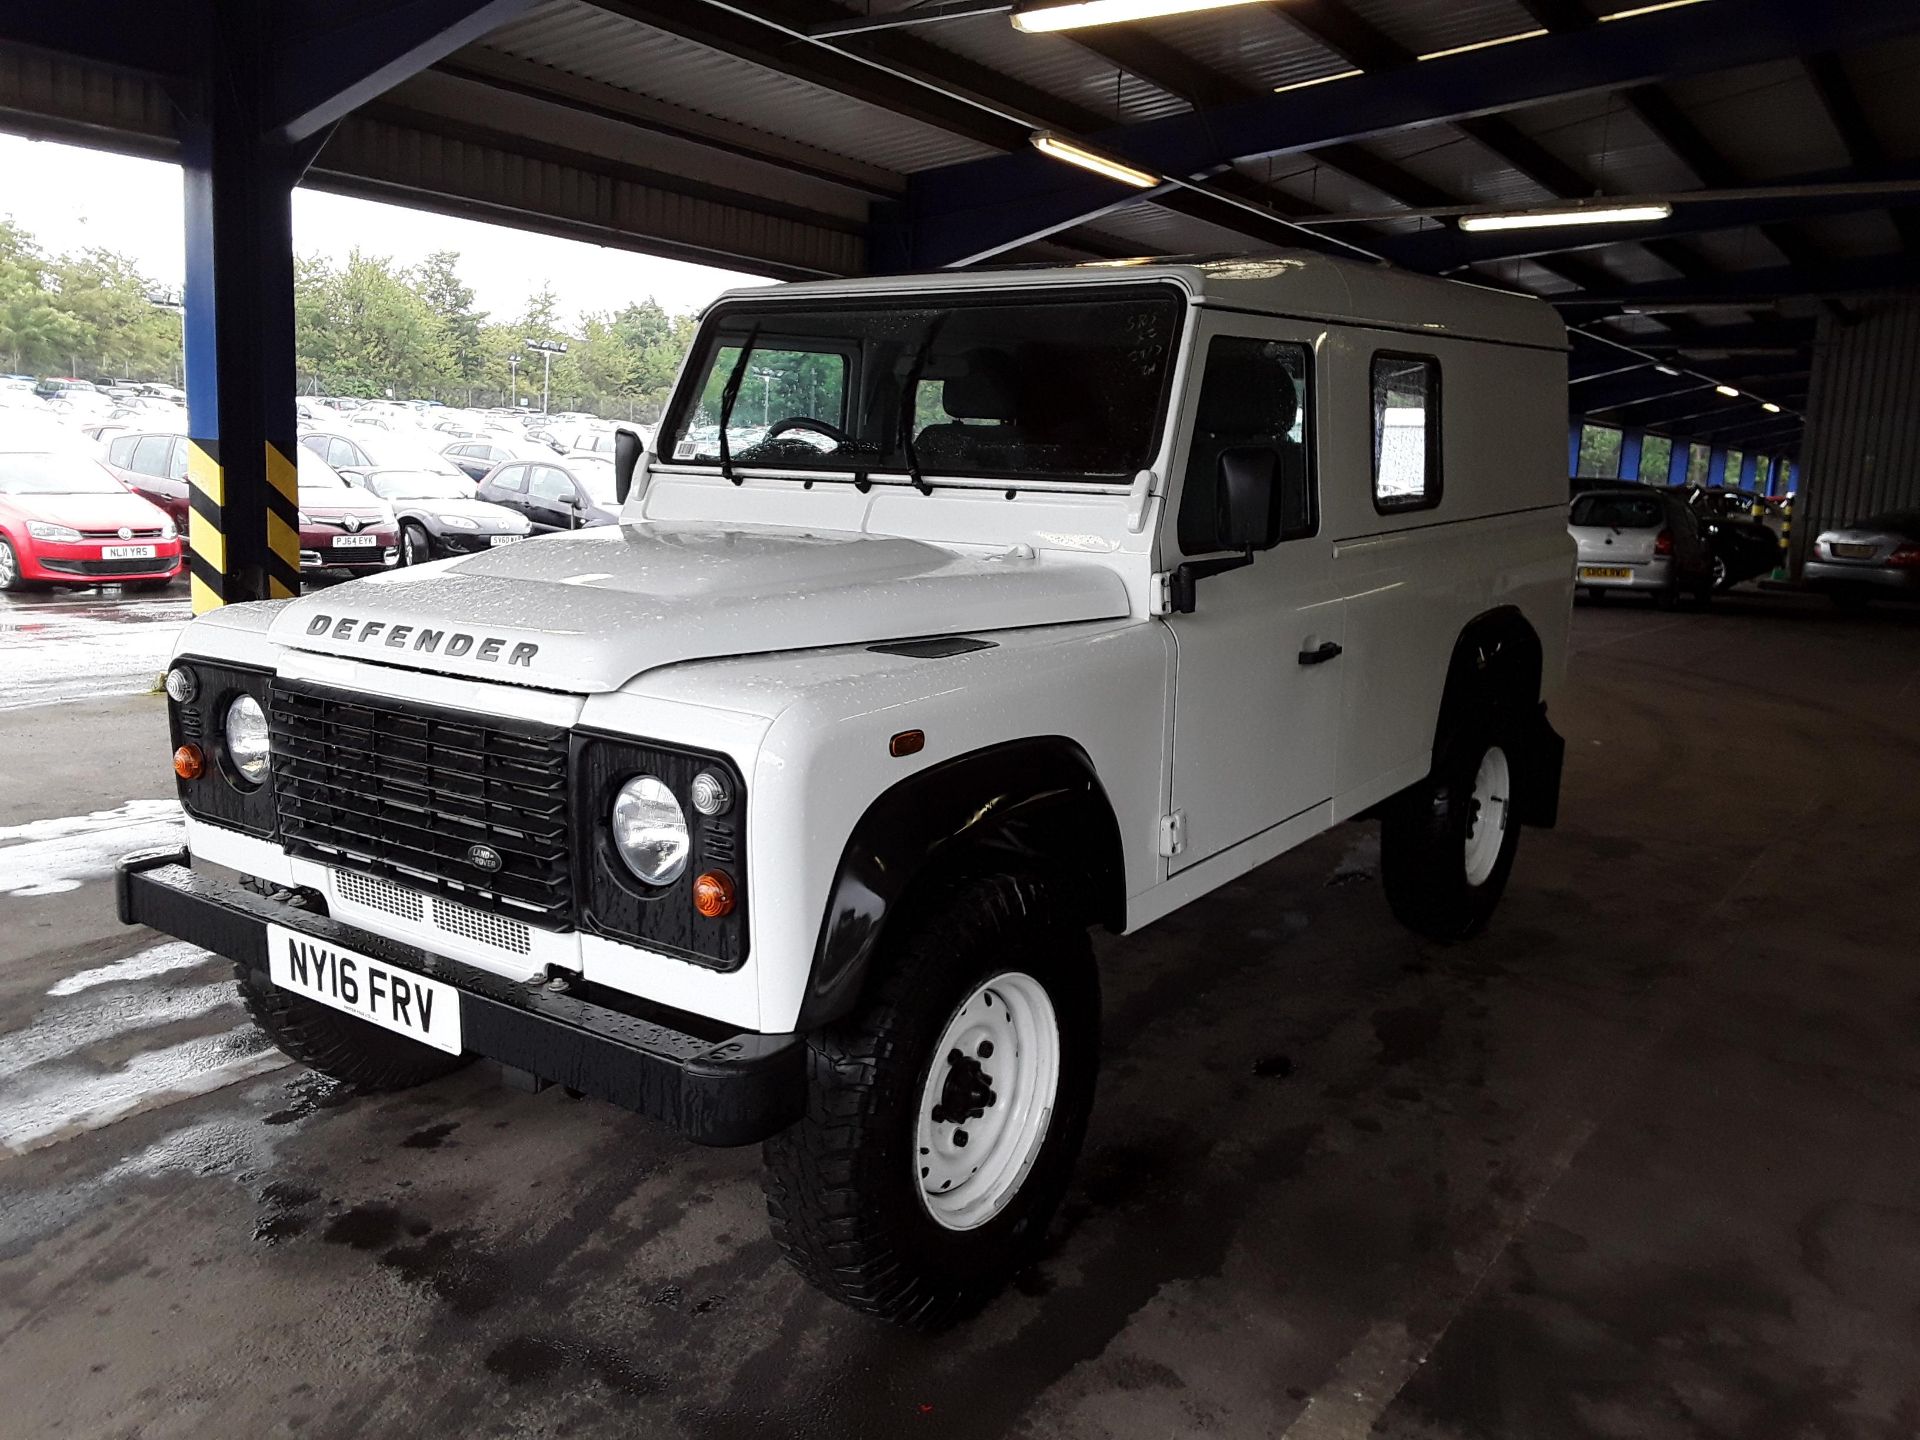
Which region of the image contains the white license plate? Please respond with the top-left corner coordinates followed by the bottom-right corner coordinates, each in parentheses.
top-left (266, 923), bottom-right (462, 1054)
top-left (333, 534), bottom-right (379, 548)
top-left (488, 534), bottom-right (522, 546)
top-left (103, 544), bottom-right (156, 560)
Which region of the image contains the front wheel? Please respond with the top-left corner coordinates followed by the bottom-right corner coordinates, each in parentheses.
top-left (400, 521), bottom-right (432, 566)
top-left (762, 875), bottom-right (1099, 1328)
top-left (0, 537), bottom-right (24, 592)
top-left (1381, 716), bottom-right (1524, 943)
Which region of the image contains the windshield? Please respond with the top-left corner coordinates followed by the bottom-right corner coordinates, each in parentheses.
top-left (571, 459), bottom-right (619, 507)
top-left (0, 452), bottom-right (126, 495)
top-left (297, 449), bottom-right (348, 489)
top-left (352, 430), bottom-right (466, 476)
top-left (368, 470), bottom-right (471, 500)
top-left (1570, 493), bottom-right (1666, 529)
top-left (661, 286), bottom-right (1184, 485)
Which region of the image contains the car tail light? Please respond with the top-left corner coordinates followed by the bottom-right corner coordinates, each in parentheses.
top-left (1888, 543), bottom-right (1920, 568)
top-left (1653, 528), bottom-right (1673, 557)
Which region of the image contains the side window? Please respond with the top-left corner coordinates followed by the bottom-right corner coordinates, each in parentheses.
top-left (1371, 354), bottom-right (1440, 512)
top-left (166, 438), bottom-right (189, 480)
top-left (492, 464), bottom-right (527, 494)
top-left (339, 440), bottom-right (372, 470)
top-left (529, 467), bottom-right (573, 503)
top-left (1177, 335), bottom-right (1314, 555)
top-left (129, 434), bottom-right (173, 477)
top-left (108, 436), bottom-right (135, 466)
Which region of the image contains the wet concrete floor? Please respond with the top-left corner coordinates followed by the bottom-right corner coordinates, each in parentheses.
top-left (4, 589), bottom-right (1920, 1438)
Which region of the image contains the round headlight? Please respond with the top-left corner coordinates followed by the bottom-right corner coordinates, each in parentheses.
top-left (610, 775), bottom-right (689, 886)
top-left (224, 694), bottom-right (271, 787)
top-left (164, 665), bottom-right (198, 703)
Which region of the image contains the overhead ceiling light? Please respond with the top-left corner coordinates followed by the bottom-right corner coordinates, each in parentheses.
top-left (1655, 365), bottom-right (1680, 376)
top-left (1273, 68), bottom-right (1363, 95)
top-left (1716, 384), bottom-right (1741, 398)
top-left (1416, 28), bottom-right (1547, 62)
top-left (1029, 132), bottom-right (1158, 188)
top-left (1458, 201), bottom-right (1673, 232)
top-left (1762, 401), bottom-right (1782, 413)
top-left (1011, 0), bottom-right (1262, 32)
top-left (1600, 0), bottom-right (1711, 21)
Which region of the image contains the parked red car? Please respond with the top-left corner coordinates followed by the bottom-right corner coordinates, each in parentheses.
top-left (0, 448), bottom-right (182, 591)
top-left (102, 429), bottom-right (398, 573)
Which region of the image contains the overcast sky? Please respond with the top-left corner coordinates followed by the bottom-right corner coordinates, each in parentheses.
top-left (0, 133), bottom-right (767, 325)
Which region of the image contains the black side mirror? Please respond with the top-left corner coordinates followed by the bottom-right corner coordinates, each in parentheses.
top-left (1215, 446), bottom-right (1276, 550)
top-left (614, 427), bottom-right (643, 504)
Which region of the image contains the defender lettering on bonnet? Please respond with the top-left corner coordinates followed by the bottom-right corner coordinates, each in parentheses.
top-left (304, 613), bottom-right (538, 667)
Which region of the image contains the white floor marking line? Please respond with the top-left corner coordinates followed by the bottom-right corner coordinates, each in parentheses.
top-left (0, 798), bottom-right (184, 897)
top-left (47, 940), bottom-right (216, 996)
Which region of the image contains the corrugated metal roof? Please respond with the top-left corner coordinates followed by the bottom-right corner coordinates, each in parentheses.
top-left (481, 0), bottom-right (997, 174)
top-left (910, 20), bottom-right (1186, 125)
top-left (1846, 35), bottom-right (1920, 156)
top-left (1502, 96), bottom-right (1703, 196)
top-left (1134, 9), bottom-right (1340, 94)
top-left (1659, 61), bottom-right (1853, 180)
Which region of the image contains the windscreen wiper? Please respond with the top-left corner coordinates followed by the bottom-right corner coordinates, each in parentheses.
top-left (715, 325), bottom-right (760, 486)
top-left (897, 314), bottom-right (948, 497)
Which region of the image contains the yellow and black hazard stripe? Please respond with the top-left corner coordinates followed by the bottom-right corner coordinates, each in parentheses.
top-left (185, 438), bottom-right (304, 611)
top-left (263, 440), bottom-right (302, 600)
top-left (186, 437), bottom-right (226, 614)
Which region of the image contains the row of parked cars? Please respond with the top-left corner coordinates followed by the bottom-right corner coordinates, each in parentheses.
top-left (0, 394), bottom-right (636, 590)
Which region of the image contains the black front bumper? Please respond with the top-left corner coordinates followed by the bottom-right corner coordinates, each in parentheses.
top-left (117, 851), bottom-right (803, 1147)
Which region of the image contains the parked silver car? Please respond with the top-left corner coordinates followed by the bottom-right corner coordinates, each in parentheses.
top-left (1568, 489), bottom-right (1714, 605)
top-left (1804, 510), bottom-right (1920, 608)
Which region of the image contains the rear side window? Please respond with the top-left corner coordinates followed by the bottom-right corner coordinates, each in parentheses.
top-left (1178, 334), bottom-right (1315, 554)
top-left (166, 438), bottom-right (189, 480)
top-left (129, 434), bottom-right (173, 478)
top-left (491, 464), bottom-right (527, 494)
top-left (1570, 493), bottom-right (1666, 529)
top-left (529, 467), bottom-right (574, 503)
top-left (107, 436), bottom-right (135, 466)
top-left (1371, 354), bottom-right (1440, 513)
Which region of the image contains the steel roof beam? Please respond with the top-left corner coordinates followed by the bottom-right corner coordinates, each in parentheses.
top-left (897, 0), bottom-right (1920, 269)
top-left (265, 0), bottom-right (537, 144)
top-left (1553, 254), bottom-right (1920, 309)
top-left (1802, 50), bottom-right (1920, 253)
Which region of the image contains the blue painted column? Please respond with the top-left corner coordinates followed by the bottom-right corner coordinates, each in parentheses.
top-left (1569, 424), bottom-right (1582, 478)
top-left (1705, 448), bottom-right (1728, 487)
top-left (180, 0), bottom-right (306, 612)
top-left (1738, 451), bottom-right (1758, 492)
top-left (1667, 439), bottom-right (1691, 486)
top-left (1784, 460), bottom-right (1798, 494)
top-left (1619, 429), bottom-right (1644, 483)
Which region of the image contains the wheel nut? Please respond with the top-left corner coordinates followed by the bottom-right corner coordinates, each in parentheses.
top-left (978, 1040), bottom-right (994, 1058)
top-left (954, 1130), bottom-right (969, 1147)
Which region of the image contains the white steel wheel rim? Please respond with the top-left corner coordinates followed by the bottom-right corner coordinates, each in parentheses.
top-left (1463, 745), bottom-right (1511, 888)
top-left (914, 971), bottom-right (1060, 1233)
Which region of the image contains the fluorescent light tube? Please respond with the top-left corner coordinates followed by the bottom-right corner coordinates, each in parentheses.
top-left (1273, 68), bottom-right (1363, 95)
top-left (1457, 202), bottom-right (1673, 232)
top-left (1030, 132), bottom-right (1158, 188)
top-left (1417, 28), bottom-right (1547, 62)
top-left (1761, 401), bottom-right (1782, 413)
top-left (1655, 365), bottom-right (1680, 376)
top-left (1013, 0), bottom-right (1263, 32)
top-left (1716, 385), bottom-right (1741, 398)
top-left (1600, 0), bottom-right (1711, 21)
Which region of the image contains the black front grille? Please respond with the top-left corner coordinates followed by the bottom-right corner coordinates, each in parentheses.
top-left (42, 556), bottom-right (175, 576)
top-left (270, 680), bottom-right (573, 926)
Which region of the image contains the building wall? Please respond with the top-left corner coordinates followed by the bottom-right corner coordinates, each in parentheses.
top-left (1792, 299), bottom-right (1920, 574)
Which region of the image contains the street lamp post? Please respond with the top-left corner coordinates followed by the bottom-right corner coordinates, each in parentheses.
top-left (147, 288), bottom-right (184, 388)
top-left (509, 353), bottom-right (521, 409)
top-left (523, 338), bottom-right (567, 415)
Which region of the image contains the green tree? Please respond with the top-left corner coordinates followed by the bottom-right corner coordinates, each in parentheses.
top-left (50, 248), bottom-right (182, 382)
top-left (292, 250), bottom-right (454, 398)
top-left (413, 249), bottom-right (487, 397)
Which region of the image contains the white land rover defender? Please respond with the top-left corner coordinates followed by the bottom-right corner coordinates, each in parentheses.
top-left (121, 255), bottom-right (1571, 1325)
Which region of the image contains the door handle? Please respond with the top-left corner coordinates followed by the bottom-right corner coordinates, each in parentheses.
top-left (1298, 641), bottom-right (1343, 666)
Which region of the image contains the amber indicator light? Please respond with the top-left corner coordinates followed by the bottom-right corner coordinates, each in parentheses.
top-left (692, 870), bottom-right (737, 919)
top-left (173, 744), bottom-right (205, 780)
top-left (889, 729), bottom-right (925, 758)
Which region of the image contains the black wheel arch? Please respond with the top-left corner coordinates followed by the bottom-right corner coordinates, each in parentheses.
top-left (1431, 607), bottom-right (1562, 829)
top-left (797, 736), bottom-right (1125, 1031)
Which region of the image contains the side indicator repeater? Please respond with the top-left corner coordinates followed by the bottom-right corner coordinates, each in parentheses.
top-left (889, 730), bottom-right (925, 758)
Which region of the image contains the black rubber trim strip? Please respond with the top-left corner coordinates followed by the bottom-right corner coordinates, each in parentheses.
top-left (116, 851), bottom-right (802, 1147)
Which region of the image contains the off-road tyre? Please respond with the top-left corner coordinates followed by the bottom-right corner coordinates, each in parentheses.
top-left (1381, 694), bottom-right (1525, 944)
top-left (234, 960), bottom-right (472, 1092)
top-left (762, 874), bottom-right (1099, 1328)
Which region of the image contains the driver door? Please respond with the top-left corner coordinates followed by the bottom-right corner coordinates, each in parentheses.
top-left (525, 466), bottom-right (579, 532)
top-left (1166, 317), bottom-right (1345, 870)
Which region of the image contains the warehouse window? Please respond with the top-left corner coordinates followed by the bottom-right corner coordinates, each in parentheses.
top-left (1577, 424), bottom-right (1622, 480)
top-left (1640, 434), bottom-right (1673, 484)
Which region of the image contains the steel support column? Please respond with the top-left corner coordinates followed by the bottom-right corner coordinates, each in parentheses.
top-left (1619, 429), bottom-right (1645, 483)
top-left (1706, 448), bottom-right (1728, 487)
top-left (1738, 452), bottom-right (1759, 491)
top-left (1667, 440), bottom-right (1692, 486)
top-left (1569, 424), bottom-right (1582, 478)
